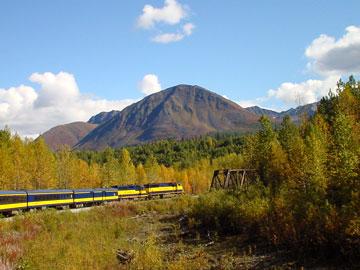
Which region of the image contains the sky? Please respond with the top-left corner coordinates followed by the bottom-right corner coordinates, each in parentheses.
top-left (1, 0), bottom-right (360, 137)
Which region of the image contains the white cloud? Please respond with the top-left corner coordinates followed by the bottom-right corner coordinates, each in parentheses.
top-left (0, 72), bottom-right (135, 136)
top-left (152, 23), bottom-right (195, 43)
top-left (237, 96), bottom-right (271, 108)
top-left (30, 72), bottom-right (79, 107)
top-left (152, 32), bottom-right (184, 43)
top-left (259, 26), bottom-right (360, 108)
top-left (267, 76), bottom-right (339, 106)
top-left (237, 99), bottom-right (261, 108)
top-left (305, 25), bottom-right (360, 76)
top-left (137, 0), bottom-right (187, 29)
top-left (137, 0), bottom-right (195, 43)
top-left (138, 74), bottom-right (162, 95)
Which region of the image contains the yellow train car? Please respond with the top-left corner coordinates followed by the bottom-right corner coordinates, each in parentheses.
top-left (144, 182), bottom-right (183, 198)
top-left (113, 185), bottom-right (147, 200)
top-left (0, 191), bottom-right (28, 213)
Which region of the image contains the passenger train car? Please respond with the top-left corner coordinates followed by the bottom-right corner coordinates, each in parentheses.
top-left (0, 188), bottom-right (118, 215)
top-left (0, 190), bottom-right (28, 212)
top-left (0, 182), bottom-right (183, 215)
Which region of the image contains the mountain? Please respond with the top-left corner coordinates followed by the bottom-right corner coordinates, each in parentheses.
top-left (245, 106), bottom-right (280, 119)
top-left (88, 110), bottom-right (120, 125)
top-left (246, 102), bottom-right (318, 123)
top-left (281, 102), bottom-right (318, 122)
top-left (41, 122), bottom-right (98, 151)
top-left (41, 85), bottom-right (319, 151)
top-left (75, 84), bottom-right (260, 150)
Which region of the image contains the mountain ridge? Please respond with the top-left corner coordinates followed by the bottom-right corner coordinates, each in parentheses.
top-left (75, 84), bottom-right (260, 150)
top-left (40, 85), bottom-right (319, 151)
top-left (246, 102), bottom-right (318, 122)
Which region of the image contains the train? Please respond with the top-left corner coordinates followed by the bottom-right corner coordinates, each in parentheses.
top-left (0, 182), bottom-right (184, 215)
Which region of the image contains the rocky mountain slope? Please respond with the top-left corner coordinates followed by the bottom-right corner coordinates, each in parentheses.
top-left (40, 122), bottom-right (97, 151)
top-left (88, 110), bottom-right (120, 125)
top-left (75, 85), bottom-right (260, 150)
top-left (246, 102), bottom-right (318, 123)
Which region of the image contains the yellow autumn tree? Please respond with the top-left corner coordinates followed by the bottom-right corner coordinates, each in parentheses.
top-left (28, 138), bottom-right (57, 189)
top-left (118, 149), bottom-right (136, 184)
top-left (135, 163), bottom-right (147, 184)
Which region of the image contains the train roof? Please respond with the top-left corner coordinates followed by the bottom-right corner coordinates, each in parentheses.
top-left (112, 184), bottom-right (144, 188)
top-left (27, 189), bottom-right (73, 194)
top-left (93, 188), bottom-right (117, 191)
top-left (73, 189), bottom-right (95, 193)
top-left (144, 182), bottom-right (179, 187)
top-left (0, 190), bottom-right (27, 195)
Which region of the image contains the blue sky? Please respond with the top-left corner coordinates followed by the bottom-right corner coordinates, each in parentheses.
top-left (1, 0), bottom-right (360, 136)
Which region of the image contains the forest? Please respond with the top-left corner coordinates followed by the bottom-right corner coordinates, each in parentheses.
top-left (0, 123), bottom-right (248, 193)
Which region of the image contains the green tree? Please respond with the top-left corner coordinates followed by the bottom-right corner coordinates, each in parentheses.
top-left (328, 112), bottom-right (358, 206)
top-left (254, 116), bottom-right (288, 193)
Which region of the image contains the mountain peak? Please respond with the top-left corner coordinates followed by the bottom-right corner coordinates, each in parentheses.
top-left (75, 85), bottom-right (259, 150)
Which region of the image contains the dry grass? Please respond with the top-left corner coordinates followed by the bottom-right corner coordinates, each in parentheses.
top-left (0, 196), bottom-right (207, 270)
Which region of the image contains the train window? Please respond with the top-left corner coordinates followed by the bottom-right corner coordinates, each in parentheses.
top-left (0, 195), bottom-right (26, 204)
top-left (74, 193), bottom-right (92, 199)
top-left (32, 193), bottom-right (72, 201)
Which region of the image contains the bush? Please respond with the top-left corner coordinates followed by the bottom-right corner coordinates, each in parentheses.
top-left (190, 184), bottom-right (269, 235)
